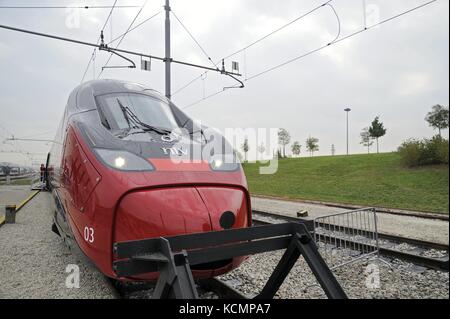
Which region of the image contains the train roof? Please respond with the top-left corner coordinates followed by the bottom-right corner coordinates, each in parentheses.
top-left (68, 79), bottom-right (166, 113)
top-left (62, 79), bottom-right (193, 139)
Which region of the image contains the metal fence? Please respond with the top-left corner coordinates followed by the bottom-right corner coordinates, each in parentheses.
top-left (313, 208), bottom-right (380, 270)
top-left (0, 173), bottom-right (38, 187)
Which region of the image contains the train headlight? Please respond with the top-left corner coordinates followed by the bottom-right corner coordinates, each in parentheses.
top-left (114, 157), bottom-right (126, 168)
top-left (212, 158), bottom-right (223, 169)
top-left (209, 154), bottom-right (240, 172)
top-left (95, 149), bottom-right (154, 171)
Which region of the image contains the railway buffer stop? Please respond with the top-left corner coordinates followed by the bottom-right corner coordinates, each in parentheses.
top-left (113, 222), bottom-right (347, 299)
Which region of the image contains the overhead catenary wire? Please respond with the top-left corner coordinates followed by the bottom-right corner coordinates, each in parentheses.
top-left (98, 0), bottom-right (149, 78)
top-left (223, 0), bottom-right (334, 62)
top-left (246, 3), bottom-right (341, 82)
top-left (82, 9), bottom-right (163, 82)
top-left (182, 0), bottom-right (439, 110)
top-left (81, 0), bottom-right (119, 83)
top-left (171, 10), bottom-right (218, 70)
top-left (106, 10), bottom-right (162, 46)
top-left (0, 0), bottom-right (439, 113)
top-left (0, 23), bottom-right (241, 75)
top-left (172, 0), bottom-right (335, 97)
top-left (0, 124), bottom-right (35, 162)
top-left (250, 0), bottom-right (438, 81)
top-left (0, 5), bottom-right (140, 9)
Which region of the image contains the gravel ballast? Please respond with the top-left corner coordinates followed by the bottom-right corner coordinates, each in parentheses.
top-left (218, 249), bottom-right (449, 299)
top-left (1, 190), bottom-right (447, 299)
top-left (0, 192), bottom-right (115, 299)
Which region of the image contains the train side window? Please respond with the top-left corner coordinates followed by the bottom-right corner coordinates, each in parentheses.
top-left (95, 98), bottom-right (111, 130)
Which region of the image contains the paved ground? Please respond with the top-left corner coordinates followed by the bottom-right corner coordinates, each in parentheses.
top-left (0, 185), bottom-right (32, 206)
top-left (252, 196), bottom-right (449, 245)
top-left (0, 185), bottom-right (33, 221)
top-left (0, 192), bottom-right (115, 299)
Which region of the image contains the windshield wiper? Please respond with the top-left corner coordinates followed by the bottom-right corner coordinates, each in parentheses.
top-left (117, 99), bottom-right (137, 130)
top-left (116, 99), bottom-right (172, 135)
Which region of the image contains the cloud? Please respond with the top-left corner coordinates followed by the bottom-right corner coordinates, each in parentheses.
top-left (397, 72), bottom-right (432, 96)
top-left (0, 0), bottom-right (448, 166)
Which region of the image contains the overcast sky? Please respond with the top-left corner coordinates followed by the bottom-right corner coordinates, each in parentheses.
top-left (0, 0), bottom-right (448, 166)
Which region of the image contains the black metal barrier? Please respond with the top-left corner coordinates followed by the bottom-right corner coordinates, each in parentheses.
top-left (113, 223), bottom-right (347, 299)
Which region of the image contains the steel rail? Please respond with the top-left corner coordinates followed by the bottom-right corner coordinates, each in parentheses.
top-left (252, 196), bottom-right (448, 221)
top-left (107, 260), bottom-right (247, 299)
top-left (315, 233), bottom-right (449, 272)
top-left (252, 210), bottom-right (449, 251)
top-left (107, 277), bottom-right (247, 299)
top-left (252, 210), bottom-right (449, 271)
top-left (198, 278), bottom-right (248, 299)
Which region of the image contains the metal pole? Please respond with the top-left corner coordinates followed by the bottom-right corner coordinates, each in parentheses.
top-left (346, 112), bottom-right (349, 155)
top-left (373, 208), bottom-right (380, 258)
top-left (165, 0), bottom-right (171, 99)
top-left (5, 205), bottom-right (16, 223)
top-left (344, 108), bottom-right (351, 155)
top-left (363, 0), bottom-right (367, 29)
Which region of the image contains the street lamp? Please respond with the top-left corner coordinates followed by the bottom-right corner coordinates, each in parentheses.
top-left (344, 108), bottom-right (352, 155)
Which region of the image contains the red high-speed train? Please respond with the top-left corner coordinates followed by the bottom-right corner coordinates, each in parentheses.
top-left (48, 79), bottom-right (251, 281)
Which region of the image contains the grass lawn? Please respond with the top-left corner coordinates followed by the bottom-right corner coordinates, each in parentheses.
top-left (243, 153), bottom-right (449, 214)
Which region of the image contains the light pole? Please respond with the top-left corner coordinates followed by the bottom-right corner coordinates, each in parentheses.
top-left (164, 0), bottom-right (171, 99)
top-left (344, 108), bottom-right (351, 155)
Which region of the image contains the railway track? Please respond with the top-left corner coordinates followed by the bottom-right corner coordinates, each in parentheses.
top-left (107, 277), bottom-right (248, 299)
top-left (106, 209), bottom-right (448, 299)
top-left (252, 210), bottom-right (449, 272)
top-left (198, 278), bottom-right (248, 299)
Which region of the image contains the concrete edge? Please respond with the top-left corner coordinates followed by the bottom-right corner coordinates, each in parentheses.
top-left (15, 190), bottom-right (40, 212)
top-left (0, 190), bottom-right (40, 228)
top-left (252, 194), bottom-right (449, 221)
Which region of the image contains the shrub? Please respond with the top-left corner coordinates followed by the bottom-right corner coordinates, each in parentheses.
top-left (398, 139), bottom-right (423, 167)
top-left (398, 136), bottom-right (449, 167)
top-left (434, 136), bottom-right (449, 164)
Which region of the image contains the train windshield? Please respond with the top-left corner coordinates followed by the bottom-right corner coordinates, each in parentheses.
top-left (97, 93), bottom-right (179, 133)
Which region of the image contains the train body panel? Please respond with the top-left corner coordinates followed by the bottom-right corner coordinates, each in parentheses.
top-left (48, 79), bottom-right (251, 281)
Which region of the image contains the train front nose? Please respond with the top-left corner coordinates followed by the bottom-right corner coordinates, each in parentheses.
top-left (113, 186), bottom-right (250, 279)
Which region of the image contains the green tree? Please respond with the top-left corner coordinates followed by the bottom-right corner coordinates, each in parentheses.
top-left (425, 104), bottom-right (449, 137)
top-left (241, 138), bottom-right (249, 162)
top-left (306, 136), bottom-right (319, 157)
top-left (360, 127), bottom-right (374, 154)
top-left (369, 116), bottom-right (387, 154)
top-left (278, 128), bottom-right (291, 158)
top-left (291, 141), bottom-right (301, 157)
top-left (276, 149), bottom-right (283, 159)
